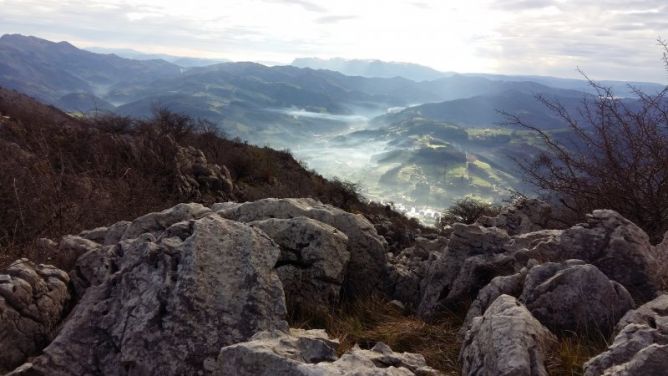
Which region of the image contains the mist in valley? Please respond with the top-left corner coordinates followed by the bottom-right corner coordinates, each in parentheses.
top-left (266, 105), bottom-right (483, 225)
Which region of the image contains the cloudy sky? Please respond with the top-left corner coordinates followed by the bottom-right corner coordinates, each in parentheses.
top-left (1, 0), bottom-right (667, 82)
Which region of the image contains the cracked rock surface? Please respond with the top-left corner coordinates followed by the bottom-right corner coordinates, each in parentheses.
top-left (250, 216), bottom-right (350, 310)
top-left (216, 329), bottom-right (441, 375)
top-left (460, 294), bottom-right (557, 376)
top-left (9, 210), bottom-right (288, 375)
top-left (584, 294), bottom-right (668, 376)
top-left (0, 259), bottom-right (70, 373)
top-left (417, 223), bottom-right (515, 319)
top-left (215, 198), bottom-right (388, 297)
top-left (519, 260), bottom-right (635, 335)
top-left (534, 210), bottom-right (660, 303)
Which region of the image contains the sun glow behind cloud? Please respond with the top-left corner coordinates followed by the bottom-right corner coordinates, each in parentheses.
top-left (0, 0), bottom-right (667, 81)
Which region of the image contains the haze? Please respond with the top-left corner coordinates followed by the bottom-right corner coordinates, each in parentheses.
top-left (1, 0), bottom-right (667, 82)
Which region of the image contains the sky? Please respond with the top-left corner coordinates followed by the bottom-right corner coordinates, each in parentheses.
top-left (1, 0), bottom-right (667, 82)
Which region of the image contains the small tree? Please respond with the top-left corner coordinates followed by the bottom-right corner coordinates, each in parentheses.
top-left (504, 41), bottom-right (668, 242)
top-left (439, 197), bottom-right (501, 229)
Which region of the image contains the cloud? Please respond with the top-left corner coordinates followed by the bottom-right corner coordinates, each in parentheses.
top-left (260, 0), bottom-right (327, 13)
top-left (491, 0), bottom-right (557, 11)
top-left (315, 15), bottom-right (355, 24)
top-left (409, 2), bottom-right (432, 9)
top-left (0, 0), bottom-right (666, 82)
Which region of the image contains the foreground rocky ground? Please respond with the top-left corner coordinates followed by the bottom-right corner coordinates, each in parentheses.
top-left (1, 198), bottom-right (668, 375)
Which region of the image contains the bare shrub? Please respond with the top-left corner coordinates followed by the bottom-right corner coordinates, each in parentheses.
top-left (505, 42), bottom-right (668, 242)
top-left (438, 197), bottom-right (502, 229)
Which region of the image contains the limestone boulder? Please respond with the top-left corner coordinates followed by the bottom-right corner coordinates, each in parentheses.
top-left (536, 210), bottom-right (659, 303)
top-left (10, 211), bottom-right (288, 375)
top-left (385, 236), bottom-right (447, 309)
top-left (78, 220), bottom-right (130, 245)
top-left (583, 325), bottom-right (668, 376)
top-left (519, 260), bottom-right (635, 335)
top-left (584, 294), bottom-right (668, 376)
top-left (417, 224), bottom-right (516, 319)
top-left (477, 198), bottom-right (558, 235)
top-left (250, 216), bottom-right (350, 310)
top-left (121, 202), bottom-right (211, 240)
top-left (215, 198), bottom-right (387, 297)
top-left (615, 294), bottom-right (668, 333)
top-left (460, 294), bottom-right (557, 376)
top-left (459, 268), bottom-right (530, 337)
top-left (0, 259), bottom-right (70, 373)
top-left (216, 329), bottom-right (440, 375)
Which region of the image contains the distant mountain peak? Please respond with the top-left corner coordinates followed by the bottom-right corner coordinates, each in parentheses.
top-left (292, 57), bottom-right (448, 82)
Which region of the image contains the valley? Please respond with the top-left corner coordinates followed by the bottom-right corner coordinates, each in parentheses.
top-left (1, 34), bottom-right (659, 224)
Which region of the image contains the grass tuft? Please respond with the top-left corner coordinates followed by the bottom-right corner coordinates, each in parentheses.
top-left (288, 296), bottom-right (462, 374)
top-left (547, 332), bottom-right (610, 376)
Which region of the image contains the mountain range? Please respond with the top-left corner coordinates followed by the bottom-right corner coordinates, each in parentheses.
top-left (2, 33), bottom-right (664, 215)
top-left (85, 46), bottom-right (230, 67)
top-left (294, 57), bottom-right (665, 98)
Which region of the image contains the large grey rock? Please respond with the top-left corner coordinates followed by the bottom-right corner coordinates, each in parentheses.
top-left (29, 235), bottom-right (102, 271)
top-left (216, 329), bottom-right (440, 375)
top-left (250, 216), bottom-right (350, 310)
top-left (385, 236), bottom-right (447, 309)
top-left (78, 220), bottom-right (130, 245)
top-left (503, 230), bottom-right (562, 259)
top-left (650, 233), bottom-right (668, 292)
top-left (215, 198), bottom-right (388, 297)
top-left (519, 260), bottom-right (635, 335)
top-left (477, 199), bottom-right (557, 235)
top-left (122, 202), bottom-right (212, 240)
top-left (535, 210), bottom-right (659, 303)
top-left (0, 259), bottom-right (70, 373)
top-left (615, 294), bottom-right (668, 333)
top-left (12, 211), bottom-right (288, 375)
top-left (583, 324), bottom-right (668, 376)
top-left (417, 224), bottom-right (516, 319)
top-left (460, 268), bottom-right (530, 338)
top-left (460, 295), bottom-right (556, 376)
top-left (584, 294), bottom-right (668, 376)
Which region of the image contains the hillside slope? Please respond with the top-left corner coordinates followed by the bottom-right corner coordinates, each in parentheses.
top-left (0, 87), bottom-right (423, 268)
top-left (0, 34), bottom-right (181, 106)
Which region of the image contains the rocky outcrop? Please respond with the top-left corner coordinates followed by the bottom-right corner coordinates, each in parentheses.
top-left (12, 211), bottom-right (288, 375)
top-left (216, 329), bottom-right (440, 375)
top-left (417, 224), bottom-right (515, 319)
top-left (78, 221), bottom-right (130, 246)
top-left (519, 260), bottom-right (635, 335)
top-left (49, 235), bottom-right (102, 271)
top-left (6, 198), bottom-right (666, 376)
top-left (385, 236), bottom-right (447, 309)
top-left (615, 294), bottom-right (668, 332)
top-left (459, 267), bottom-right (530, 337)
top-left (215, 198), bottom-right (388, 297)
top-left (175, 145), bottom-right (234, 201)
top-left (121, 202), bottom-right (212, 239)
top-left (462, 260), bottom-right (635, 338)
top-left (460, 295), bottom-right (556, 376)
top-left (477, 198), bottom-right (558, 236)
top-left (250, 216), bottom-right (350, 310)
top-left (0, 259), bottom-right (70, 373)
top-left (535, 210), bottom-right (659, 303)
top-left (650, 234), bottom-right (668, 292)
top-left (583, 294), bottom-right (668, 376)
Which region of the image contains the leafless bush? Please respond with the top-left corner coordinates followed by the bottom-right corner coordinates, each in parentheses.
top-left (438, 197), bottom-right (502, 229)
top-left (504, 42), bottom-right (668, 242)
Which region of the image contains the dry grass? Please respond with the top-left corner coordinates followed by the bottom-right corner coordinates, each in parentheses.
top-left (288, 296), bottom-right (463, 374)
top-left (288, 296), bottom-right (614, 376)
top-left (547, 332), bottom-right (610, 376)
